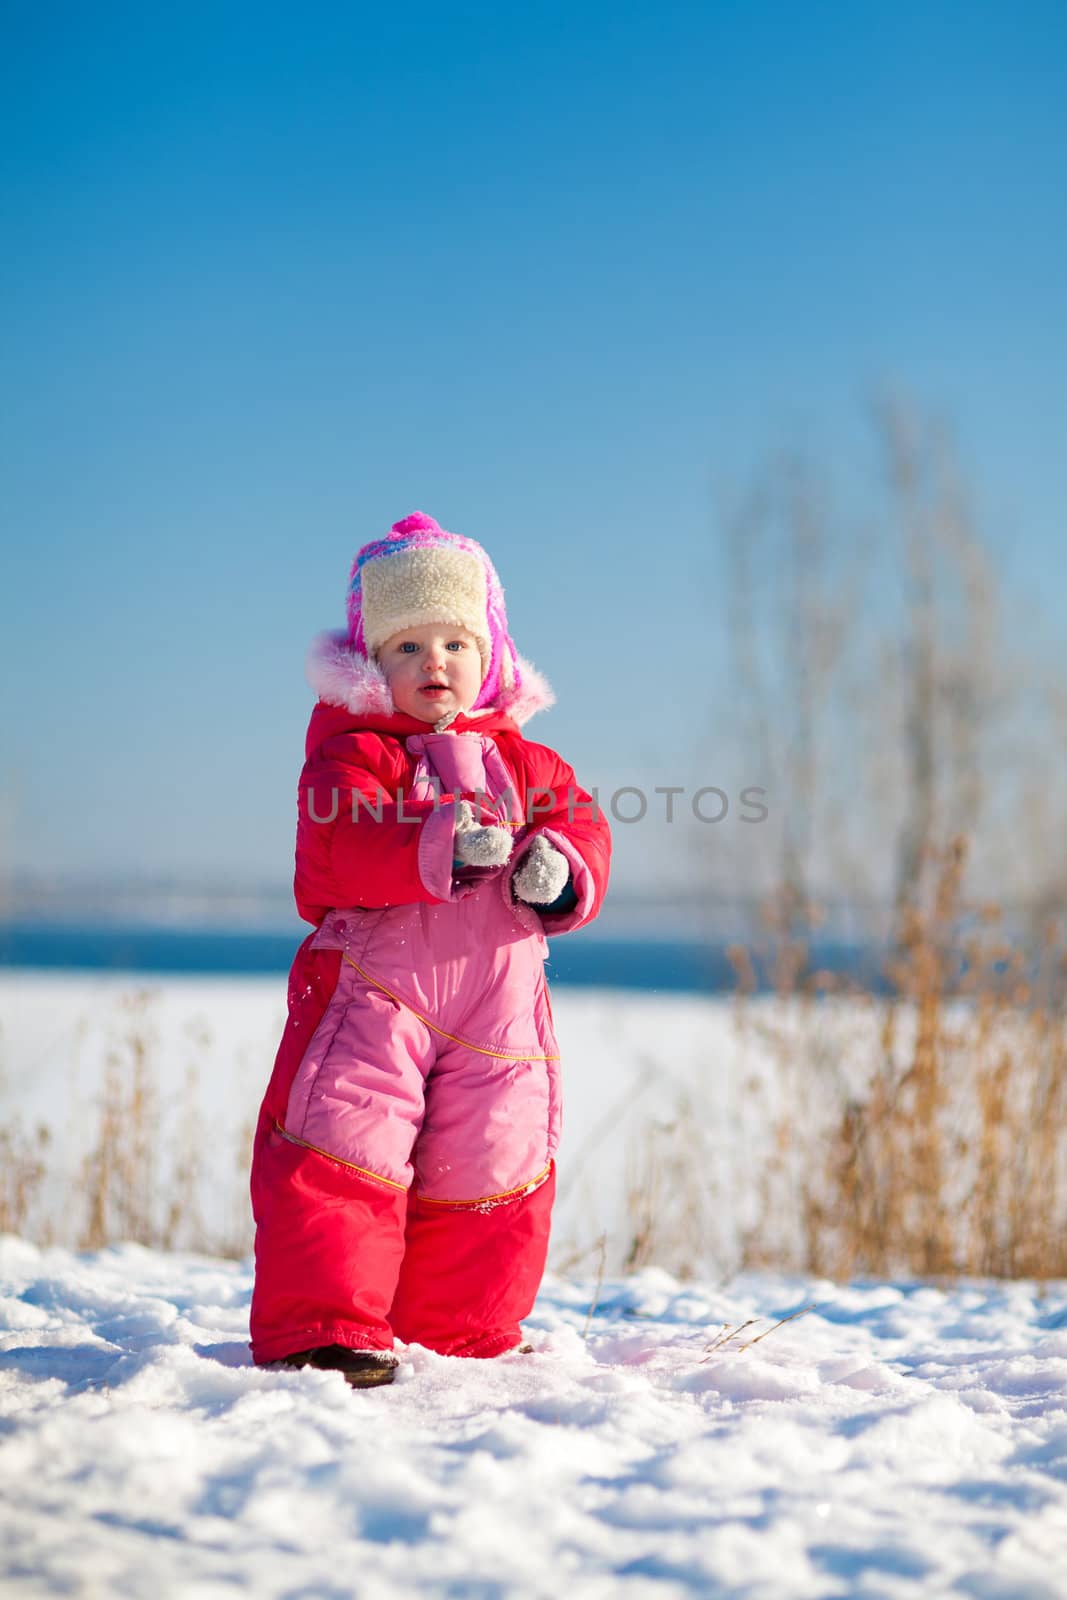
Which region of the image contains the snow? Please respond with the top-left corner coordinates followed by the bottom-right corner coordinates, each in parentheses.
top-left (3, 1239), bottom-right (1067, 1598)
top-left (3, 972), bottom-right (1067, 1595)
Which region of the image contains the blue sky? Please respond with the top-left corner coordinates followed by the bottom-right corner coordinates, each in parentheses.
top-left (2, 0), bottom-right (1065, 897)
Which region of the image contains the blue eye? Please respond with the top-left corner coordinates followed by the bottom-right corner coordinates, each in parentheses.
top-left (446, 641), bottom-right (465, 652)
top-left (399, 642), bottom-right (418, 654)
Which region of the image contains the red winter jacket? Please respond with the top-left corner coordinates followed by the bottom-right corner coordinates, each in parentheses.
top-left (294, 700), bottom-right (611, 932)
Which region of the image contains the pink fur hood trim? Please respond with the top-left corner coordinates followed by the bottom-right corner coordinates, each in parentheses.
top-left (305, 632), bottom-right (556, 726)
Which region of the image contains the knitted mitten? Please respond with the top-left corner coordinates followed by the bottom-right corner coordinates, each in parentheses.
top-left (512, 834), bottom-right (571, 904)
top-left (452, 798), bottom-right (513, 868)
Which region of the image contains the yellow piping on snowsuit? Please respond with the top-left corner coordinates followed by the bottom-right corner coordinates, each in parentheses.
top-left (341, 954), bottom-right (560, 1062)
top-left (275, 1124), bottom-right (552, 1210)
top-left (275, 1124), bottom-right (408, 1191)
top-left (417, 1164), bottom-right (552, 1208)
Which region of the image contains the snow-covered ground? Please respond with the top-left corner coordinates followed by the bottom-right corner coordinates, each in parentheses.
top-left (2, 1238), bottom-right (1067, 1598)
top-left (3, 971), bottom-right (1066, 1596)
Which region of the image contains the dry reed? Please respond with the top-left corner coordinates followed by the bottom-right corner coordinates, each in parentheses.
top-left (0, 1121), bottom-right (51, 1238)
top-left (622, 836), bottom-right (1067, 1282)
top-left (0, 986), bottom-right (256, 1258)
top-left (803, 840), bottom-right (1067, 1279)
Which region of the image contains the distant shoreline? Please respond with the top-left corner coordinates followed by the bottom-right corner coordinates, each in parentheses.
top-left (0, 921), bottom-right (887, 994)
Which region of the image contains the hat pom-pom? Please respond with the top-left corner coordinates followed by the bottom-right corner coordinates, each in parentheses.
top-left (390, 510), bottom-right (442, 537)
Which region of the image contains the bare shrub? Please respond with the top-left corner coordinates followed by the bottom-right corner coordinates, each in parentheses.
top-left (79, 990), bottom-right (160, 1248)
top-left (622, 840), bottom-right (1067, 1282)
top-left (69, 991), bottom-right (250, 1257)
top-left (807, 848), bottom-right (1067, 1278)
top-left (676, 391), bottom-right (1067, 1283)
top-left (0, 1121), bottom-right (51, 1237)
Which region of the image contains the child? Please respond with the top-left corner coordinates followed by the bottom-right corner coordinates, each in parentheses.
top-left (249, 511), bottom-right (611, 1385)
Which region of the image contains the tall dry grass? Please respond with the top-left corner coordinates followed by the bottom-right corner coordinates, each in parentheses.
top-left (0, 1121), bottom-right (51, 1239)
top-left (0, 986), bottom-right (257, 1258)
top-left (621, 837), bottom-right (1067, 1282)
top-left (812, 840), bottom-right (1067, 1280)
top-left (0, 1011), bottom-right (53, 1238)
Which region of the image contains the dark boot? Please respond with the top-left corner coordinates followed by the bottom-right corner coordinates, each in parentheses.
top-left (281, 1344), bottom-right (399, 1387)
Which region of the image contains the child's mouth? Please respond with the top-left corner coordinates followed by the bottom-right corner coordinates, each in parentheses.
top-left (420, 684), bottom-right (448, 696)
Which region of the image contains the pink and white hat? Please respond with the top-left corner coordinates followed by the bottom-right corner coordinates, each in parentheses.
top-left (306, 511), bottom-right (554, 725)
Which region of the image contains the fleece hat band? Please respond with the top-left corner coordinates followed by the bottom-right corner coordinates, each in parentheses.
top-left (359, 544), bottom-right (491, 673)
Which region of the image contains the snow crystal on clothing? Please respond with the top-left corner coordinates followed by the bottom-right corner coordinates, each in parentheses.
top-left (2, 1241), bottom-right (1067, 1597)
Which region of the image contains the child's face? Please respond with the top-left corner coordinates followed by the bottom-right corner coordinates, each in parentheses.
top-left (378, 622), bottom-right (484, 722)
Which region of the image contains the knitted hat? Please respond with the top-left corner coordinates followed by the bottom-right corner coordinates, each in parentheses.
top-left (344, 511), bottom-right (539, 717)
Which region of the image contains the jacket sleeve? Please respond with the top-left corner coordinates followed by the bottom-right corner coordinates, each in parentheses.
top-left (503, 741), bottom-right (611, 936)
top-left (295, 732), bottom-right (463, 919)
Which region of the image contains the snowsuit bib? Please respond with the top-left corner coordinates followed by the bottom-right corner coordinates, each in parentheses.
top-left (286, 730), bottom-right (561, 1204)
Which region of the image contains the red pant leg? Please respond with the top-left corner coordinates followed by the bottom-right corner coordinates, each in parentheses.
top-left (249, 1113), bottom-right (408, 1362)
top-left (388, 1165), bottom-right (555, 1358)
top-left (250, 936), bottom-right (414, 1364)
